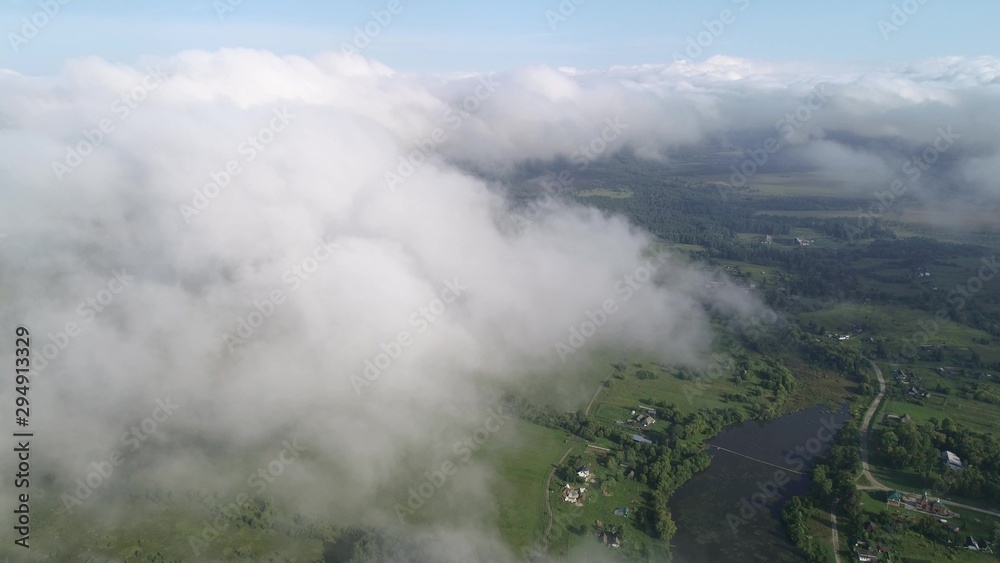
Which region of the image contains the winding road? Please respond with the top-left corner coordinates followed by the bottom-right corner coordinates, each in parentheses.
top-left (583, 366), bottom-right (618, 416)
top-left (857, 360), bottom-right (887, 489)
top-left (541, 364), bottom-right (621, 550)
top-left (829, 501), bottom-right (841, 563)
top-left (824, 361), bottom-right (1000, 561)
top-left (542, 445), bottom-right (575, 550)
top-left (855, 361), bottom-right (1000, 520)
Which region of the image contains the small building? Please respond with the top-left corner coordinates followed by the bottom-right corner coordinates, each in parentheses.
top-left (886, 490), bottom-right (903, 507)
top-left (942, 450), bottom-right (963, 470)
top-left (857, 550), bottom-right (878, 562)
top-left (632, 434), bottom-right (652, 445)
top-left (563, 486), bottom-right (586, 503)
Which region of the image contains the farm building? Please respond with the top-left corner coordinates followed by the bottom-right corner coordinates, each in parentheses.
top-left (942, 450), bottom-right (963, 470)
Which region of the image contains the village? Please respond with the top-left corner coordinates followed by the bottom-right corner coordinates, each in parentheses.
top-left (886, 490), bottom-right (959, 519)
top-left (552, 404), bottom-right (664, 552)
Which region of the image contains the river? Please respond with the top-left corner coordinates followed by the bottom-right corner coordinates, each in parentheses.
top-left (669, 403), bottom-right (850, 562)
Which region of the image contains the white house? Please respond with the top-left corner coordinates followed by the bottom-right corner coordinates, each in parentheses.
top-left (942, 450), bottom-right (963, 470)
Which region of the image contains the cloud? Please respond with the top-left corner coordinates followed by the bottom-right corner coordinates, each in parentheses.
top-left (2, 48), bottom-right (998, 560)
top-left (0, 48), bottom-right (762, 560)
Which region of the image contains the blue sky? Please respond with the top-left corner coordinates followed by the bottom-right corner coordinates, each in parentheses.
top-left (1, 0), bottom-right (996, 74)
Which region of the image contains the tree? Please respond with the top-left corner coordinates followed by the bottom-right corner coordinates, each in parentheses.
top-left (810, 465), bottom-right (834, 502)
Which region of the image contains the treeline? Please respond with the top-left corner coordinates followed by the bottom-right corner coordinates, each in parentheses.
top-left (780, 416), bottom-right (863, 562)
top-left (564, 159), bottom-right (998, 334)
top-left (322, 527), bottom-right (438, 562)
top-left (503, 392), bottom-right (762, 542)
top-left (875, 416), bottom-right (1000, 503)
top-left (781, 497), bottom-right (832, 563)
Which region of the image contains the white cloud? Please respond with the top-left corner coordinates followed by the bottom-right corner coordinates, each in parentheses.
top-left (2, 49), bottom-right (998, 559)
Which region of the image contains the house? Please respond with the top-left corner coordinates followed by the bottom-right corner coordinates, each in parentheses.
top-left (563, 486), bottom-right (586, 503)
top-left (639, 415), bottom-right (655, 427)
top-left (613, 507), bottom-right (629, 517)
top-left (886, 490), bottom-right (903, 507)
top-left (900, 414), bottom-right (913, 424)
top-left (942, 450), bottom-right (963, 470)
top-left (913, 492), bottom-right (956, 516)
top-left (856, 550), bottom-right (878, 562)
top-left (761, 235), bottom-right (773, 244)
top-left (577, 466), bottom-right (591, 479)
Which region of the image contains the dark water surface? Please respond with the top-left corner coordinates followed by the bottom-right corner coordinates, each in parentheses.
top-left (669, 404), bottom-right (850, 563)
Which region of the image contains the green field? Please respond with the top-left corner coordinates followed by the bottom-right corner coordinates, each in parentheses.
top-left (487, 419), bottom-right (579, 552)
top-left (800, 302), bottom-right (997, 359)
top-left (878, 384), bottom-right (1000, 435)
top-left (858, 490), bottom-right (999, 562)
top-left (0, 487), bottom-right (327, 562)
top-left (755, 210), bottom-right (868, 219)
top-left (802, 505), bottom-right (838, 563)
top-left (700, 171), bottom-right (883, 198)
top-left (575, 188), bottom-right (634, 199)
top-left (546, 444), bottom-right (664, 560)
top-left (593, 362), bottom-right (737, 417)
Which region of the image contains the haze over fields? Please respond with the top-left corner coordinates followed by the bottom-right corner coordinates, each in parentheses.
top-left (2, 2), bottom-right (1000, 561)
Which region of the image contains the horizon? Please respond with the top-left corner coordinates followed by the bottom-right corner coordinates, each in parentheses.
top-left (2, 0), bottom-right (998, 75)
